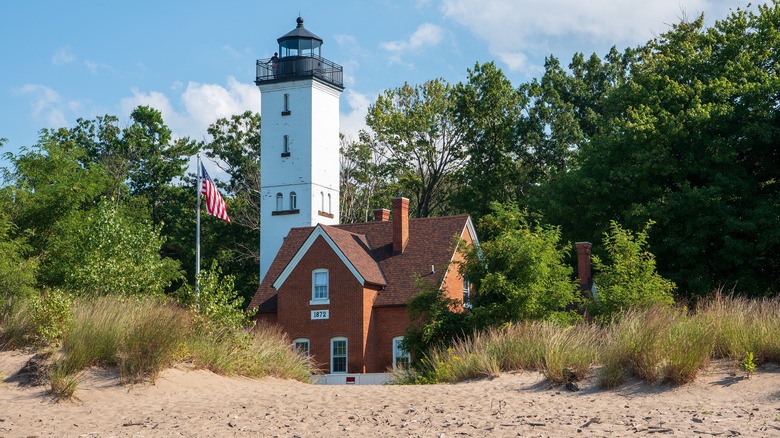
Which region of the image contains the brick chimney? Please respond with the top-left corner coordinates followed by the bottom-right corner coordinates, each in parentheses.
top-left (392, 197), bottom-right (409, 254)
top-left (575, 242), bottom-right (593, 291)
top-left (374, 208), bottom-right (390, 222)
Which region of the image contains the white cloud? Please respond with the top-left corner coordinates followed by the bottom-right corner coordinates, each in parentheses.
top-left (380, 23), bottom-right (446, 64)
top-left (340, 89), bottom-right (373, 141)
top-left (16, 84), bottom-right (69, 128)
top-left (120, 77), bottom-right (261, 142)
top-left (440, 0), bottom-right (752, 73)
top-left (83, 60), bottom-right (114, 74)
top-left (51, 46), bottom-right (76, 65)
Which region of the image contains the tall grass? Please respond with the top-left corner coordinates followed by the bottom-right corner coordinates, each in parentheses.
top-left (0, 298), bottom-right (36, 349)
top-left (698, 293), bottom-right (780, 364)
top-left (187, 323), bottom-right (313, 381)
top-left (413, 321), bottom-right (600, 385)
top-left (60, 296), bottom-right (191, 384)
top-left (0, 295), bottom-right (314, 399)
top-left (408, 295), bottom-right (780, 387)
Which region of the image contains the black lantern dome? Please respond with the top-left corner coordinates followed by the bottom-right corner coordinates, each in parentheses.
top-left (255, 17), bottom-right (343, 90)
top-left (278, 17), bottom-right (323, 58)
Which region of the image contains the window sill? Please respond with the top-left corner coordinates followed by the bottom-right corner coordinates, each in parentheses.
top-left (272, 209), bottom-right (300, 216)
top-left (281, 110), bottom-right (291, 116)
top-left (281, 152), bottom-right (291, 157)
top-left (310, 299), bottom-right (330, 306)
top-left (318, 210), bottom-right (335, 219)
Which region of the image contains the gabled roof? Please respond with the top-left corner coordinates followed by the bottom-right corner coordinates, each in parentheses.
top-left (249, 215), bottom-right (475, 313)
top-left (272, 224), bottom-right (386, 290)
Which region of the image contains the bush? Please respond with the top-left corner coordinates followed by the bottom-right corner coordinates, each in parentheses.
top-left (177, 260), bottom-right (251, 331)
top-left (0, 290), bottom-right (72, 348)
top-left (45, 199), bottom-right (182, 297)
top-left (462, 203), bottom-right (580, 326)
top-left (591, 221), bottom-right (675, 320)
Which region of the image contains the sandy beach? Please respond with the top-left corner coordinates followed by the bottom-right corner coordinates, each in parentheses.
top-left (2, 350), bottom-right (779, 437)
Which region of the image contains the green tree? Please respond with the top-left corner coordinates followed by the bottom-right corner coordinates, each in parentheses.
top-left (200, 111), bottom-right (262, 303)
top-left (340, 133), bottom-right (395, 223)
top-left (366, 79), bottom-right (465, 218)
top-left (452, 63), bottom-right (523, 218)
top-left (461, 203), bottom-right (579, 327)
top-left (45, 199), bottom-right (181, 296)
top-left (403, 278), bottom-right (469, 365)
top-left (538, 3), bottom-right (780, 297)
top-left (0, 208), bottom-right (38, 300)
top-left (590, 221), bottom-right (675, 319)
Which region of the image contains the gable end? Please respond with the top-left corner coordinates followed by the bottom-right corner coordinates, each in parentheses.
top-left (272, 225), bottom-right (366, 290)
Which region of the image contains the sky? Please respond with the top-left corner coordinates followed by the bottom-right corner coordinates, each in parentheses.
top-left (0, 0), bottom-right (760, 176)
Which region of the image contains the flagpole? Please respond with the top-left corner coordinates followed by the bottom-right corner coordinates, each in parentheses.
top-left (195, 154), bottom-right (202, 296)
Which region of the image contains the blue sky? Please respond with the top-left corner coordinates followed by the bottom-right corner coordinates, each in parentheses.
top-left (0, 0), bottom-right (758, 173)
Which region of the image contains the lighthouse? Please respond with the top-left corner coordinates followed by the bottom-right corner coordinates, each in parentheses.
top-left (255, 17), bottom-right (344, 282)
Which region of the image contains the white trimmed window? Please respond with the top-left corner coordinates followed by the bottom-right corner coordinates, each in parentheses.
top-left (293, 338), bottom-right (310, 356)
top-left (331, 337), bottom-right (347, 373)
top-left (275, 192), bottom-right (283, 211)
top-left (463, 279), bottom-right (472, 308)
top-left (320, 191), bottom-right (325, 212)
top-left (283, 93), bottom-right (290, 112)
top-left (393, 336), bottom-right (410, 370)
top-left (283, 135), bottom-right (290, 154)
top-left (290, 191), bottom-right (297, 210)
top-left (328, 193), bottom-right (332, 213)
top-left (312, 269), bottom-right (329, 303)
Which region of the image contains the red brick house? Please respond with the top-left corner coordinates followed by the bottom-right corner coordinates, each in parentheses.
top-left (249, 197), bottom-right (478, 374)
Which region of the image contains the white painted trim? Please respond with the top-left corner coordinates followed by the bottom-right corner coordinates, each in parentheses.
top-left (293, 338), bottom-right (310, 357)
top-left (440, 216), bottom-right (482, 291)
top-left (272, 225), bottom-right (366, 290)
top-left (330, 337), bottom-right (348, 374)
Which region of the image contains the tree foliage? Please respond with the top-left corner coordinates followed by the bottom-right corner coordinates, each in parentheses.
top-left (45, 199), bottom-right (181, 296)
top-left (590, 221), bottom-right (676, 319)
top-left (365, 79), bottom-right (465, 218)
top-left (452, 62), bottom-right (524, 218)
top-left (538, 3), bottom-right (780, 297)
top-left (403, 277), bottom-right (468, 364)
top-left (460, 203), bottom-right (580, 327)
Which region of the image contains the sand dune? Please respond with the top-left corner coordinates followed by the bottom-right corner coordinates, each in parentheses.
top-left (2, 350), bottom-right (779, 437)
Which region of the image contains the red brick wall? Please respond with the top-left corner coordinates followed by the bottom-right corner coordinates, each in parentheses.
top-left (370, 306), bottom-right (409, 372)
top-left (440, 227), bottom-right (473, 309)
top-left (276, 236), bottom-right (376, 373)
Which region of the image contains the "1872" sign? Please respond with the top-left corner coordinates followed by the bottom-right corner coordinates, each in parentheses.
top-left (311, 309), bottom-right (329, 320)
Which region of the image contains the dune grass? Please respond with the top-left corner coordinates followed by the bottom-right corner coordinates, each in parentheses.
top-left (1, 295), bottom-right (314, 399)
top-left (408, 294), bottom-right (780, 387)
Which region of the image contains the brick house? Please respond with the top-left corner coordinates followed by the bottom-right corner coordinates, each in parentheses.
top-left (249, 197), bottom-right (478, 374)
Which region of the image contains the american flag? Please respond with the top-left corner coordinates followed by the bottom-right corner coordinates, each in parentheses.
top-left (200, 164), bottom-right (231, 223)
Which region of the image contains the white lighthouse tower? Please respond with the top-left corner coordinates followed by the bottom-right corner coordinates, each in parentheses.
top-left (255, 17), bottom-right (344, 282)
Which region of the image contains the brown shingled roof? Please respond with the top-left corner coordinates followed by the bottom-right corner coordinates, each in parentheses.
top-left (320, 225), bottom-right (386, 287)
top-left (249, 215), bottom-right (472, 313)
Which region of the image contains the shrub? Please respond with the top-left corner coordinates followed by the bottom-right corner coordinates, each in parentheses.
top-left (461, 203), bottom-right (580, 327)
top-left (177, 260), bottom-right (250, 331)
top-left (591, 221), bottom-right (675, 320)
top-left (45, 199), bottom-right (182, 297)
top-left (0, 290), bottom-right (72, 348)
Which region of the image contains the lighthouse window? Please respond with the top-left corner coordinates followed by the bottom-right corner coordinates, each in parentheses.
top-left (282, 94), bottom-right (291, 116)
top-left (290, 192), bottom-right (297, 210)
top-left (328, 193), bottom-right (332, 213)
top-left (282, 135), bottom-right (290, 157)
top-left (275, 193), bottom-right (283, 211)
